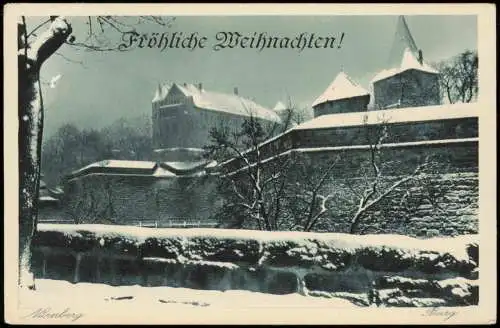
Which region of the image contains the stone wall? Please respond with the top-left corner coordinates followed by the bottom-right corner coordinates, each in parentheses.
top-left (373, 70), bottom-right (440, 109)
top-left (62, 138), bottom-right (478, 236)
top-left (222, 139), bottom-right (478, 236)
top-left (31, 224), bottom-right (479, 307)
top-left (313, 172), bottom-right (478, 237)
top-left (313, 95), bottom-right (370, 117)
top-left (63, 174), bottom-right (221, 226)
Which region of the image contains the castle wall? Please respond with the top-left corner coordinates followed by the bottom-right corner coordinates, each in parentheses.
top-left (63, 174), bottom-right (221, 227)
top-left (286, 141), bottom-right (478, 237)
top-left (225, 116), bottom-right (478, 172)
top-left (221, 115), bottom-right (478, 237)
top-left (373, 70), bottom-right (440, 109)
top-left (313, 95), bottom-right (370, 117)
top-left (153, 102), bottom-right (277, 152)
top-left (38, 202), bottom-right (68, 223)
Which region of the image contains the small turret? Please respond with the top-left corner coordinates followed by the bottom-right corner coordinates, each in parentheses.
top-left (312, 71), bottom-right (370, 117)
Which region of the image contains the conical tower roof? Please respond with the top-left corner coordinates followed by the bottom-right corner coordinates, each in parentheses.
top-left (312, 71), bottom-right (369, 108)
top-left (371, 16), bottom-right (438, 83)
top-left (387, 15), bottom-right (420, 69)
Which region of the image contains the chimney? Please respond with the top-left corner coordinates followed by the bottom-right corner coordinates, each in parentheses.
top-left (198, 82), bottom-right (203, 91)
top-left (234, 87), bottom-right (239, 96)
top-left (418, 49), bottom-right (423, 65)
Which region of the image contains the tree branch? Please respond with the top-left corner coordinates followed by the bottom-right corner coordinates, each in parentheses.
top-left (27, 16), bottom-right (73, 68)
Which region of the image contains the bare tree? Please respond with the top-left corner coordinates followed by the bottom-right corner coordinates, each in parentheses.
top-left (207, 114), bottom-right (286, 231)
top-left (18, 15), bottom-right (173, 289)
top-left (436, 50), bottom-right (478, 104)
top-left (66, 177), bottom-right (118, 225)
top-left (340, 115), bottom-right (431, 234)
top-left (206, 101), bottom-right (338, 232)
top-left (285, 155), bottom-right (340, 232)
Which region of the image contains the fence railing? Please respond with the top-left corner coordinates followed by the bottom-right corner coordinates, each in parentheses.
top-left (133, 219), bottom-right (218, 229)
top-left (38, 218), bottom-right (219, 228)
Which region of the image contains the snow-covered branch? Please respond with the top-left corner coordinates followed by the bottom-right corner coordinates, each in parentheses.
top-left (23, 16), bottom-right (73, 69)
top-left (349, 159), bottom-right (429, 234)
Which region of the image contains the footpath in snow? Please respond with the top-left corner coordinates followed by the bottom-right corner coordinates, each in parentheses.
top-left (16, 279), bottom-right (357, 324)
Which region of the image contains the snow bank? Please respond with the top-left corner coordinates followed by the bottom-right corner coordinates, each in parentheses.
top-left (35, 224), bottom-right (477, 272)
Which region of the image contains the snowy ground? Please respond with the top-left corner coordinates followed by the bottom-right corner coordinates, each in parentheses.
top-left (15, 279), bottom-right (358, 324)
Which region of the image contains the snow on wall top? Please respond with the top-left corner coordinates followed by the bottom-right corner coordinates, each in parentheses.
top-left (293, 102), bottom-right (478, 131)
top-left (36, 223), bottom-right (477, 264)
top-left (67, 159), bottom-right (215, 180)
top-left (157, 83), bottom-right (282, 123)
top-left (311, 72), bottom-right (370, 108)
top-left (371, 47), bottom-right (439, 84)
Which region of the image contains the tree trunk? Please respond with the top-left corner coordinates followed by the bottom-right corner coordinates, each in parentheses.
top-left (18, 16), bottom-right (72, 288)
top-left (18, 46), bottom-right (44, 289)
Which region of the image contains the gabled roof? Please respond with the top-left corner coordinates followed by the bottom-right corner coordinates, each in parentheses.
top-left (312, 72), bottom-right (370, 108)
top-left (157, 83), bottom-right (282, 123)
top-left (152, 83), bottom-right (173, 103)
top-left (371, 47), bottom-right (439, 83)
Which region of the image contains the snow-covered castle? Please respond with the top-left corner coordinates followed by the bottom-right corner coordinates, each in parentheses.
top-left (54, 16), bottom-right (478, 236)
top-left (151, 82), bottom-right (281, 161)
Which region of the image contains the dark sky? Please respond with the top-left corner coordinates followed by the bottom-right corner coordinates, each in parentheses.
top-left (28, 15), bottom-right (477, 139)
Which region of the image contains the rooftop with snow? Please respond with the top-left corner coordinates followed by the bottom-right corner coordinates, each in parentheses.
top-left (371, 47), bottom-right (438, 84)
top-left (312, 71), bottom-right (370, 108)
top-left (294, 102), bottom-right (478, 131)
top-left (153, 82), bottom-right (282, 123)
top-left (66, 159), bottom-right (218, 180)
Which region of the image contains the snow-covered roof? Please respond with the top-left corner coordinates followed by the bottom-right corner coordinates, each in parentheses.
top-left (293, 102), bottom-right (478, 131)
top-left (67, 160), bottom-right (158, 179)
top-left (371, 47), bottom-right (439, 84)
top-left (273, 101), bottom-right (288, 112)
top-left (39, 195), bottom-right (59, 202)
top-left (158, 83), bottom-right (282, 123)
top-left (153, 147), bottom-right (206, 154)
top-left (160, 160), bottom-right (218, 174)
top-left (73, 160), bottom-right (157, 173)
top-left (67, 159), bottom-right (217, 180)
top-left (312, 72), bottom-right (370, 108)
top-left (152, 83), bottom-right (173, 103)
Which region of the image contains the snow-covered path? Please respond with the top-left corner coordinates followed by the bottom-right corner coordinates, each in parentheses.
top-left (15, 279), bottom-right (358, 324)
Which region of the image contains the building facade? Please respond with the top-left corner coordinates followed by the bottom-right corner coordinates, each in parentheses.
top-left (152, 83), bottom-right (282, 161)
top-left (38, 179), bottom-right (67, 223)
